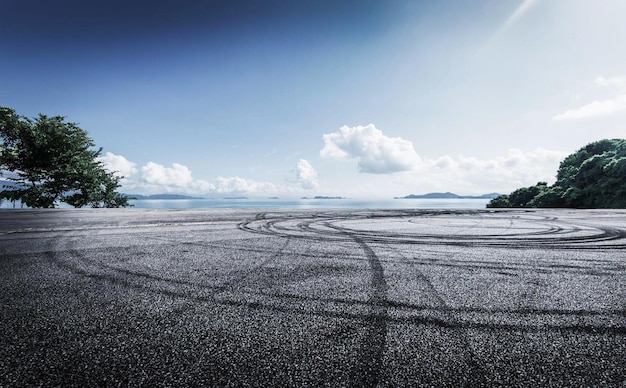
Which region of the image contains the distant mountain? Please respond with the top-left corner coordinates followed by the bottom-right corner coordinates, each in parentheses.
top-left (396, 192), bottom-right (500, 199)
top-left (475, 193), bottom-right (501, 199)
top-left (126, 194), bottom-right (203, 200)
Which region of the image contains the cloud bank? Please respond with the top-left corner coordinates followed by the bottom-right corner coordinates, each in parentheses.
top-left (419, 147), bottom-right (568, 192)
top-left (317, 126), bottom-right (568, 195)
top-left (321, 124), bottom-right (421, 174)
top-left (100, 128), bottom-right (568, 198)
top-left (99, 153), bottom-right (317, 196)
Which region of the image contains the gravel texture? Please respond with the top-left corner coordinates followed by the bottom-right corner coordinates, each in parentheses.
top-left (1, 208), bottom-right (625, 386)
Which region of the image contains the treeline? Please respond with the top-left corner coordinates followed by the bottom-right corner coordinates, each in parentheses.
top-left (488, 139), bottom-right (626, 209)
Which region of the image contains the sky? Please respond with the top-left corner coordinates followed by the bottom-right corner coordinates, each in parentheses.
top-left (2, 0), bottom-right (626, 198)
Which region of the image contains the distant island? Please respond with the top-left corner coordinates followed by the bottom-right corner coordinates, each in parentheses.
top-left (126, 194), bottom-right (203, 200)
top-left (396, 192), bottom-right (500, 199)
top-left (223, 196), bottom-right (248, 200)
top-left (301, 196), bottom-right (346, 200)
top-left (268, 197), bottom-right (280, 199)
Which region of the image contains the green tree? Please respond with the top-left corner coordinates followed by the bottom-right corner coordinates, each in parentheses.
top-left (508, 182), bottom-right (548, 207)
top-left (528, 186), bottom-right (565, 208)
top-left (0, 107), bottom-right (129, 208)
top-left (485, 194), bottom-right (510, 208)
top-left (554, 139), bottom-right (626, 208)
top-left (487, 182), bottom-right (548, 208)
top-left (487, 139), bottom-right (626, 209)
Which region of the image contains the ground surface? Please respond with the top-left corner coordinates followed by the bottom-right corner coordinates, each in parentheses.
top-left (0, 208), bottom-right (625, 386)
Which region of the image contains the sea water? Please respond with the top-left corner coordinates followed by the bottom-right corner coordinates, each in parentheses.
top-left (0, 197), bottom-right (492, 209)
top-left (127, 198), bottom-right (491, 209)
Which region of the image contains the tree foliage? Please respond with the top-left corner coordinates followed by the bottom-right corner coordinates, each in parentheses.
top-left (487, 139), bottom-right (626, 209)
top-left (0, 107), bottom-right (129, 208)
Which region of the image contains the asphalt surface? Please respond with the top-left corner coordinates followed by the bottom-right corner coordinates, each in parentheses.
top-left (0, 208), bottom-right (625, 386)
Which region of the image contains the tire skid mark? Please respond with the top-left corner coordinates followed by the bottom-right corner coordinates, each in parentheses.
top-left (48, 238), bottom-right (626, 336)
top-left (47, 248), bottom-right (626, 336)
top-left (324, 222), bottom-right (389, 388)
top-left (328, 223), bottom-right (625, 248)
top-left (387, 244), bottom-right (490, 385)
top-left (350, 236), bottom-right (388, 388)
top-left (239, 211), bottom-right (626, 249)
top-left (52, 234), bottom-right (295, 298)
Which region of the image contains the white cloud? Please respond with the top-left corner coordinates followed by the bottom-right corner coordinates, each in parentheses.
top-left (553, 94), bottom-right (626, 121)
top-left (99, 146), bottom-right (569, 199)
top-left (413, 147), bottom-right (568, 193)
top-left (96, 152), bottom-right (302, 196)
top-left (320, 124), bottom-right (421, 174)
top-left (142, 162), bottom-right (194, 187)
top-left (99, 152), bottom-right (137, 178)
top-left (135, 161), bottom-right (213, 194)
top-left (319, 146), bottom-right (569, 198)
top-left (554, 75), bottom-right (626, 121)
top-left (295, 159), bottom-right (318, 190)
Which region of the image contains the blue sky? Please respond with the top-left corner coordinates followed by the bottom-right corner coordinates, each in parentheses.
top-left (2, 0), bottom-right (626, 198)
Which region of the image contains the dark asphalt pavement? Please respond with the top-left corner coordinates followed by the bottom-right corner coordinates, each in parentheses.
top-left (1, 208), bottom-right (625, 386)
